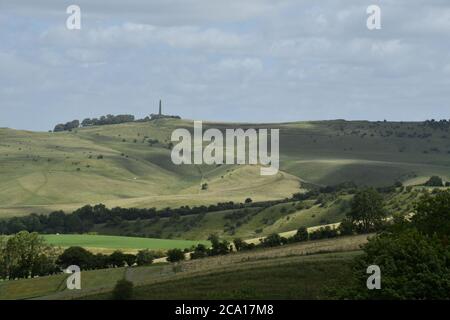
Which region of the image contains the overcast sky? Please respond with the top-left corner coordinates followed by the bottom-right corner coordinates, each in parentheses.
top-left (1, 0), bottom-right (450, 131)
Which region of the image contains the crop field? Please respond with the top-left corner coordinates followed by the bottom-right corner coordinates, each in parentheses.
top-left (42, 234), bottom-right (209, 252)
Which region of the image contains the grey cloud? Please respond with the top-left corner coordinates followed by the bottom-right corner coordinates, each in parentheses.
top-left (1, 0), bottom-right (450, 131)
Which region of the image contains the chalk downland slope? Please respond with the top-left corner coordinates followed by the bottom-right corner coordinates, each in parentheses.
top-left (1, 119), bottom-right (449, 216)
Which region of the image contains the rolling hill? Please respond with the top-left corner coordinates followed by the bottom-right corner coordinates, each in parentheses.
top-left (1, 118), bottom-right (449, 217)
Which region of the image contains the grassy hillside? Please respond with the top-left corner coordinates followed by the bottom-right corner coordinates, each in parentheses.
top-left (1, 119), bottom-right (450, 217)
top-left (92, 186), bottom-right (432, 241)
top-left (93, 252), bottom-right (357, 300)
top-left (0, 234), bottom-right (367, 300)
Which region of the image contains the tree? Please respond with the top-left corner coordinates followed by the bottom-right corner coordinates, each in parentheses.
top-left (347, 188), bottom-right (386, 232)
top-left (109, 251), bottom-right (128, 267)
top-left (112, 279), bottom-right (134, 300)
top-left (245, 198), bottom-right (253, 204)
top-left (260, 233), bottom-right (283, 247)
top-left (136, 249), bottom-right (154, 266)
top-left (233, 238), bottom-right (245, 251)
top-left (338, 218), bottom-right (355, 236)
top-left (335, 228), bottom-right (450, 299)
top-left (1, 231), bottom-right (58, 279)
top-left (190, 244), bottom-right (209, 259)
top-left (208, 234), bottom-right (231, 256)
top-left (424, 176), bottom-right (444, 187)
top-left (0, 236), bottom-right (7, 279)
top-left (412, 190), bottom-right (450, 238)
top-left (53, 124), bottom-right (65, 132)
top-left (123, 254), bottom-right (136, 267)
top-left (166, 248), bottom-right (185, 263)
top-left (292, 226), bottom-right (308, 242)
top-left (57, 246), bottom-right (95, 270)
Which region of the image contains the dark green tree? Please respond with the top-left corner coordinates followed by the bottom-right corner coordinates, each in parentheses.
top-left (424, 176), bottom-right (443, 187)
top-left (166, 248), bottom-right (185, 263)
top-left (412, 190), bottom-right (450, 238)
top-left (292, 226), bottom-right (309, 242)
top-left (136, 249), bottom-right (154, 266)
top-left (347, 188), bottom-right (386, 232)
top-left (57, 246), bottom-right (94, 270)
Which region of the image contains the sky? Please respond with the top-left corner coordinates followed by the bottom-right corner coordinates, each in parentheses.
top-left (1, 0), bottom-right (450, 131)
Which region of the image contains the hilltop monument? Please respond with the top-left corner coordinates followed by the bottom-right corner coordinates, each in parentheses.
top-left (150, 99), bottom-right (181, 120)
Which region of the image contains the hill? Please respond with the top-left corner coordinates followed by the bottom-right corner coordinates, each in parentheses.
top-left (0, 234), bottom-right (367, 300)
top-left (1, 119), bottom-right (450, 217)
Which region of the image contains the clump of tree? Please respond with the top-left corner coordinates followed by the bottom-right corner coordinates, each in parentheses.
top-left (260, 233), bottom-right (286, 247)
top-left (424, 176), bottom-right (444, 187)
top-left (0, 201), bottom-right (272, 236)
top-left (290, 226), bottom-right (309, 242)
top-left (53, 120), bottom-right (80, 132)
top-left (334, 190), bottom-right (450, 299)
top-left (346, 188), bottom-right (386, 233)
top-left (166, 248), bottom-right (185, 263)
top-left (0, 231), bottom-right (59, 280)
top-left (81, 114), bottom-right (135, 127)
top-left (56, 246), bottom-right (157, 271)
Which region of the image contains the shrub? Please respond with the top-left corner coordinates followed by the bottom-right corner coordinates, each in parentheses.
top-left (136, 250), bottom-right (154, 266)
top-left (291, 226), bottom-right (308, 242)
top-left (166, 248), bottom-right (185, 263)
top-left (424, 176), bottom-right (443, 187)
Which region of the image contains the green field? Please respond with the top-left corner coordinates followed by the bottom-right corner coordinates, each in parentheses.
top-left (42, 234), bottom-right (208, 252)
top-left (1, 119), bottom-right (450, 217)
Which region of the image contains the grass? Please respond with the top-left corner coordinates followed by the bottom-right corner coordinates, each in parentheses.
top-left (42, 234), bottom-right (209, 252)
top-left (127, 257), bottom-right (353, 299)
top-left (0, 234), bottom-right (367, 300)
top-left (1, 119), bottom-right (450, 217)
top-left (88, 251), bottom-right (360, 300)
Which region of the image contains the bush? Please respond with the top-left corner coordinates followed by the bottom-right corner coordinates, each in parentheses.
top-left (338, 218), bottom-right (354, 236)
top-left (190, 244), bottom-right (209, 259)
top-left (424, 176), bottom-right (443, 187)
top-left (112, 279), bottom-right (134, 300)
top-left (291, 226), bottom-right (308, 242)
top-left (412, 190), bottom-right (450, 238)
top-left (136, 249), bottom-right (154, 266)
top-left (166, 248), bottom-right (185, 263)
top-left (208, 234), bottom-right (231, 256)
top-left (335, 228), bottom-right (450, 299)
top-left (260, 233), bottom-right (284, 247)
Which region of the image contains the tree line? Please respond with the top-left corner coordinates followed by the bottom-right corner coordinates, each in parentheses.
top-left (0, 231), bottom-right (160, 280)
top-left (0, 200), bottom-right (286, 235)
top-left (53, 114), bottom-right (136, 132)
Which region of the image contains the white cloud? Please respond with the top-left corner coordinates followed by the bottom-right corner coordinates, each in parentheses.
top-left (1, 0), bottom-right (450, 130)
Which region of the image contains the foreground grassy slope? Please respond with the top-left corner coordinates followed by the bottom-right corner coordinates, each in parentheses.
top-left (0, 234), bottom-right (367, 300)
top-left (1, 119), bottom-right (449, 217)
top-left (95, 252), bottom-right (358, 300)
